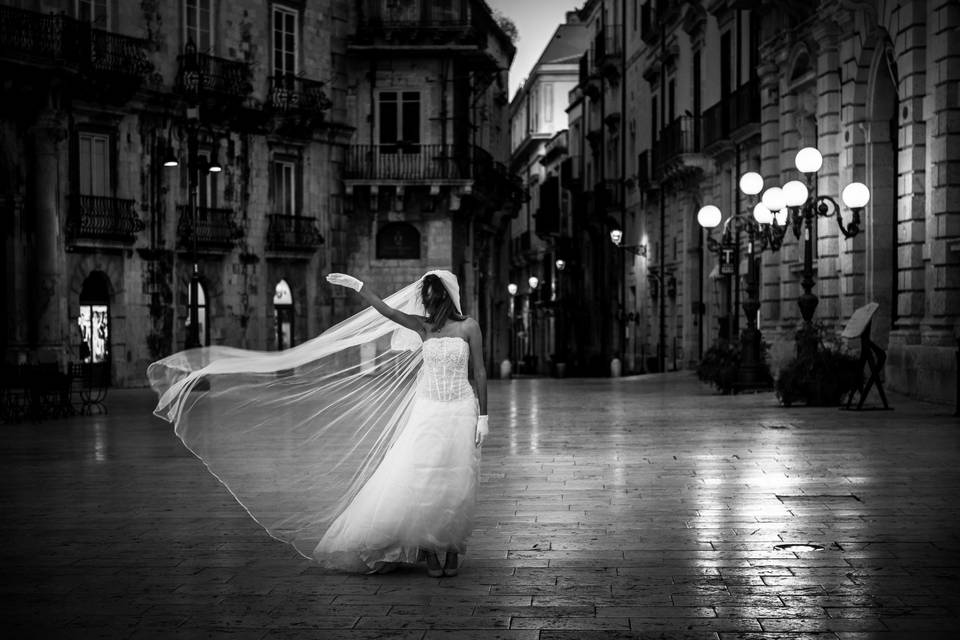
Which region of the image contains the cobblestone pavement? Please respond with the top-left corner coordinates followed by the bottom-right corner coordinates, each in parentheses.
top-left (2, 373), bottom-right (959, 639)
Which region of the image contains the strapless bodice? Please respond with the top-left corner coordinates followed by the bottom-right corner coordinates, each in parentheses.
top-left (419, 337), bottom-right (473, 402)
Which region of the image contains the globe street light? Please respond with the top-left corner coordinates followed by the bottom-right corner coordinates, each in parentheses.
top-left (785, 146), bottom-right (868, 328)
top-left (698, 172), bottom-right (791, 390)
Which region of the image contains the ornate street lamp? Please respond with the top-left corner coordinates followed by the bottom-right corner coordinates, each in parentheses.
top-left (785, 146), bottom-right (868, 326)
top-left (698, 171), bottom-right (790, 389)
top-left (609, 228), bottom-right (647, 257)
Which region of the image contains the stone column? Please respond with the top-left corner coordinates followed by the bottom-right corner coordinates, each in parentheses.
top-left (925, 1), bottom-right (960, 341)
top-left (812, 19), bottom-right (844, 326)
top-left (29, 111), bottom-right (67, 365)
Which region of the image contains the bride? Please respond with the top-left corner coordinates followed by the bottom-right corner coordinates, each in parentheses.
top-left (148, 270), bottom-right (488, 578)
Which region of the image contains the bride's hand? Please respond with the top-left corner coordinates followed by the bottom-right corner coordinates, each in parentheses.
top-left (475, 415), bottom-right (489, 447)
top-left (326, 273), bottom-right (363, 292)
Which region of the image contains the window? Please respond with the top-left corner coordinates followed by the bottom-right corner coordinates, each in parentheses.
top-left (197, 151), bottom-right (217, 208)
top-left (272, 159), bottom-right (297, 216)
top-left (78, 132), bottom-right (110, 197)
top-left (378, 91), bottom-right (421, 151)
top-left (184, 0), bottom-right (214, 52)
top-left (77, 0), bottom-right (108, 28)
top-left (668, 77), bottom-right (676, 121)
top-left (274, 279), bottom-right (294, 350)
top-left (78, 272), bottom-right (111, 365)
top-left (272, 5), bottom-right (298, 77)
top-left (543, 84), bottom-right (553, 124)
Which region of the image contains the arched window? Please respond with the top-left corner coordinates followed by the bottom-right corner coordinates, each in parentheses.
top-left (77, 271), bottom-right (111, 374)
top-left (274, 279), bottom-right (294, 350)
top-left (376, 221), bottom-right (420, 260)
top-left (187, 282), bottom-right (210, 346)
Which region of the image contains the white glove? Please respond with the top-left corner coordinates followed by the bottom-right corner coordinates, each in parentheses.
top-left (475, 415), bottom-right (489, 447)
top-left (326, 273), bottom-right (363, 292)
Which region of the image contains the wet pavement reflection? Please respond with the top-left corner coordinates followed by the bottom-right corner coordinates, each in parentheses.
top-left (2, 372), bottom-right (958, 638)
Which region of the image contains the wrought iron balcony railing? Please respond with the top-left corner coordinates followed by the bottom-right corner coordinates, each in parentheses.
top-left (0, 5), bottom-right (151, 78)
top-left (593, 25), bottom-right (622, 69)
top-left (653, 115), bottom-right (701, 170)
top-left (176, 42), bottom-right (252, 100)
top-left (267, 75), bottom-right (332, 114)
top-left (702, 77), bottom-right (761, 148)
top-left (176, 205), bottom-right (242, 251)
top-left (266, 214), bottom-right (324, 252)
top-left (68, 194), bottom-right (144, 242)
top-left (344, 144), bottom-right (469, 180)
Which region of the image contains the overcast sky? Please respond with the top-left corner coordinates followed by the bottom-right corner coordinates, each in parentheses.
top-left (486, 0), bottom-right (582, 98)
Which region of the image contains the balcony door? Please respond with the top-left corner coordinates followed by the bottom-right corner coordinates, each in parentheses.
top-left (76, 0), bottom-right (109, 29)
top-left (378, 90), bottom-right (421, 153)
top-left (78, 132), bottom-right (110, 197)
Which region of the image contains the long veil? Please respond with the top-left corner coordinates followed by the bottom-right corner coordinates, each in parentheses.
top-left (148, 274), bottom-right (444, 559)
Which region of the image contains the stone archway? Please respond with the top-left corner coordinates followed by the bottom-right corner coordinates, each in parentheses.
top-left (864, 40), bottom-right (899, 348)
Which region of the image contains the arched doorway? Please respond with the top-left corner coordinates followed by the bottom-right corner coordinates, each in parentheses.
top-left (77, 271), bottom-right (111, 382)
top-left (865, 42), bottom-right (899, 346)
top-left (274, 279), bottom-right (294, 350)
top-left (186, 282), bottom-right (210, 347)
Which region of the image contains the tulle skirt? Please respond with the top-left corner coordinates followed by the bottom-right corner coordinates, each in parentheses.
top-left (312, 393), bottom-right (480, 572)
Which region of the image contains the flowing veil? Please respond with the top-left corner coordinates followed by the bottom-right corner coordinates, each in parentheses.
top-left (148, 272), bottom-right (458, 559)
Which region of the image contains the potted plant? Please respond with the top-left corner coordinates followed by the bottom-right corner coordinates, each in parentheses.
top-left (775, 322), bottom-right (861, 407)
top-left (697, 338), bottom-right (770, 394)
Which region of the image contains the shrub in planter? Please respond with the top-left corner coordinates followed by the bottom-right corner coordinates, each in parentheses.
top-left (697, 339), bottom-right (771, 394)
top-left (775, 322), bottom-right (862, 407)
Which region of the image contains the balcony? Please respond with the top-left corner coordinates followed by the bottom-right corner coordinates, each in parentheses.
top-left (702, 78), bottom-right (761, 150)
top-left (176, 42), bottom-right (252, 102)
top-left (349, 0), bottom-right (513, 73)
top-left (593, 25), bottom-right (622, 80)
top-left (176, 205), bottom-right (242, 252)
top-left (0, 6), bottom-right (151, 94)
top-left (344, 144), bottom-right (468, 181)
top-left (651, 115), bottom-right (709, 179)
top-left (267, 75), bottom-right (332, 115)
top-left (68, 195), bottom-right (144, 243)
top-left (266, 214), bottom-right (324, 254)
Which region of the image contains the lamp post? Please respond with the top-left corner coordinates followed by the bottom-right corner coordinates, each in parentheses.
top-left (554, 259), bottom-right (566, 374)
top-left (698, 172), bottom-right (790, 389)
top-left (785, 147), bottom-right (868, 328)
top-left (528, 275), bottom-right (539, 374)
top-left (507, 282), bottom-right (518, 377)
top-left (165, 107), bottom-right (200, 349)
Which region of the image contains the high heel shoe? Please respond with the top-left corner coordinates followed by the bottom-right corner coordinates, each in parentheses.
top-left (425, 552), bottom-right (443, 578)
top-left (442, 552), bottom-right (459, 577)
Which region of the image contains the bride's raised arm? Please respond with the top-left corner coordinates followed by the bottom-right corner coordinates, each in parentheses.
top-left (326, 273), bottom-right (425, 336)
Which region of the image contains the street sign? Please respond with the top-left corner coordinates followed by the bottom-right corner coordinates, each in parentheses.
top-left (719, 242), bottom-right (736, 275)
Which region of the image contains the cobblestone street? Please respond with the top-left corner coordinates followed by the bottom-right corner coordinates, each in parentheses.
top-left (2, 373), bottom-right (959, 639)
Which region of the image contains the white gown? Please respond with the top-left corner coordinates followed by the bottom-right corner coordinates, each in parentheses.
top-left (313, 336), bottom-right (480, 572)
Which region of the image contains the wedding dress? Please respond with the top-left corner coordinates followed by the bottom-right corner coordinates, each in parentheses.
top-left (148, 271), bottom-right (481, 572)
top-left (314, 336), bottom-right (479, 572)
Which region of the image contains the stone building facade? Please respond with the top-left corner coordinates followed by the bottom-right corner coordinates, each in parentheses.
top-left (519, 0), bottom-right (957, 402)
top-left (508, 10), bottom-right (588, 375)
top-left (1, 0), bottom-right (518, 387)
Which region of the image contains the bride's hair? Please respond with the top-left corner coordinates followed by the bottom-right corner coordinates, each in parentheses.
top-left (421, 274), bottom-right (464, 330)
